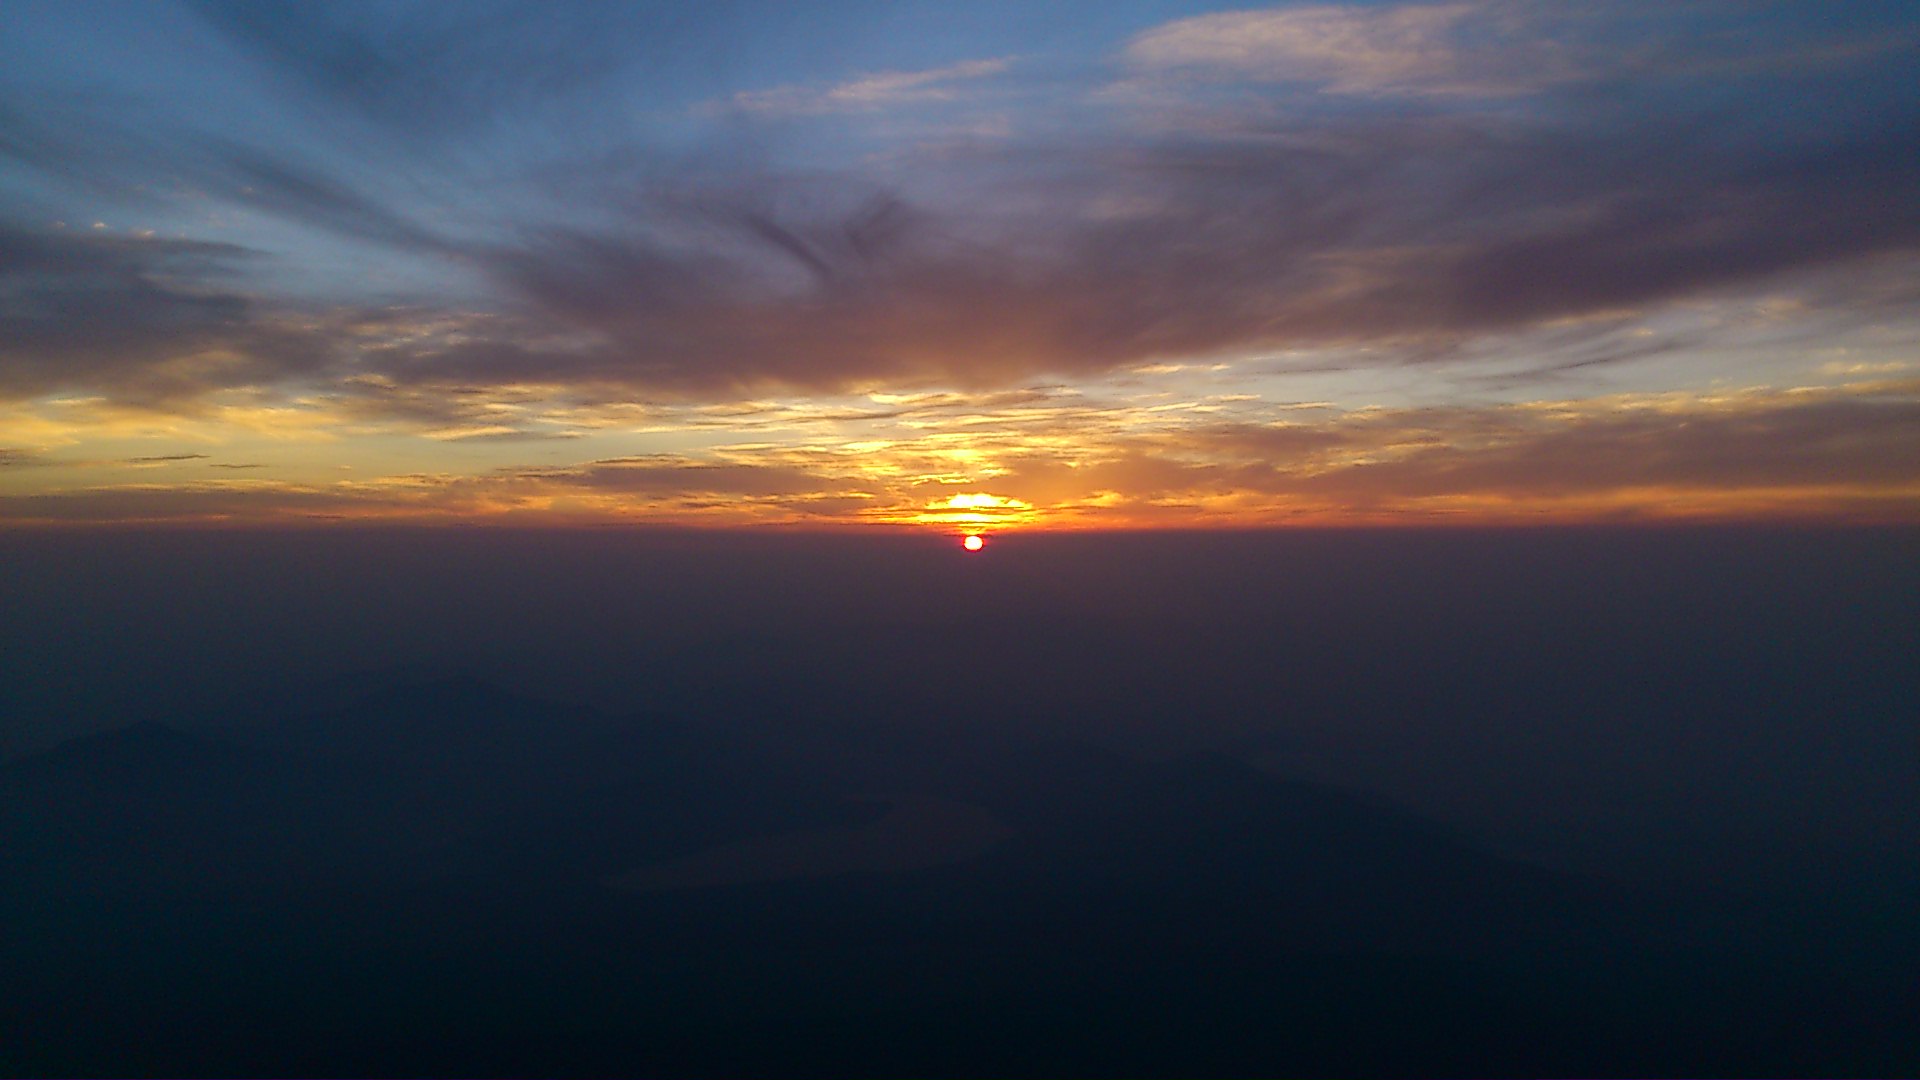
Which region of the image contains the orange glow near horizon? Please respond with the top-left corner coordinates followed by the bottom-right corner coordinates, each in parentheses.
top-left (4, 377), bottom-right (1918, 529)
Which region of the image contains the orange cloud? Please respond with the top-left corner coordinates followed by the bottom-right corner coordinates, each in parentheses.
top-left (7, 378), bottom-right (1916, 528)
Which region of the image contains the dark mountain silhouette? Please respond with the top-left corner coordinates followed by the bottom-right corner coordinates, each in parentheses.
top-left (3, 678), bottom-right (1913, 1077)
top-left (0, 719), bottom-right (436, 895)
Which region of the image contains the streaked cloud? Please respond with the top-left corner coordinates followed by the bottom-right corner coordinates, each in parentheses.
top-left (2, 2), bottom-right (1917, 528)
top-left (7, 376), bottom-right (1914, 527)
top-left (1125, 2), bottom-right (1576, 97)
top-left (729, 58), bottom-right (1014, 115)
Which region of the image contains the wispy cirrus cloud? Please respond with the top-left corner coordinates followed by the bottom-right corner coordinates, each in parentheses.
top-left (0, 223), bottom-right (335, 405)
top-left (728, 58), bottom-right (1014, 116)
top-left (189, 0), bottom-right (654, 141)
top-left (5, 4), bottom-right (1917, 412)
top-left (6, 113), bottom-right (1919, 445)
top-left (1124, 2), bottom-right (1579, 97)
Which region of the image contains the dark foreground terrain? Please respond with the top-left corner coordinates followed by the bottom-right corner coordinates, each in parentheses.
top-left (2, 527), bottom-right (1916, 1076)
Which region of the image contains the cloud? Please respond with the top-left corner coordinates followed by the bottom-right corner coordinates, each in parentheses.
top-left (189, 0), bottom-right (648, 140)
top-left (6, 379), bottom-right (1916, 527)
top-left (730, 58), bottom-right (1013, 115)
top-left (1125, 2), bottom-right (1575, 96)
top-left (7, 92), bottom-right (1918, 410)
top-left (210, 142), bottom-right (456, 253)
top-left (1063, 381), bottom-right (1920, 513)
top-left (556, 458), bottom-right (842, 497)
top-left (0, 77), bottom-right (456, 256)
top-left (0, 454), bottom-right (865, 526)
top-left (1118, 2), bottom-right (1909, 99)
top-left (425, 428), bottom-right (584, 443)
top-left (381, 97), bottom-right (1918, 398)
top-left (0, 484), bottom-right (401, 525)
top-left (0, 445), bottom-right (274, 473)
top-left (2, 2), bottom-right (1916, 416)
top-left (1306, 391), bottom-right (1920, 502)
top-left (0, 223), bottom-right (342, 404)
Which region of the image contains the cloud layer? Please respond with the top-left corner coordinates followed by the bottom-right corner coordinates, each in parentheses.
top-left (8, 374), bottom-right (1914, 527)
top-left (2, 1), bottom-right (1917, 525)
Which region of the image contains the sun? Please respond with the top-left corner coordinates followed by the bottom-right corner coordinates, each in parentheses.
top-left (962, 534), bottom-right (985, 552)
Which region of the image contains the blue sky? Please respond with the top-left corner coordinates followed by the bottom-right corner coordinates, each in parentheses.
top-left (2, 1), bottom-right (1917, 526)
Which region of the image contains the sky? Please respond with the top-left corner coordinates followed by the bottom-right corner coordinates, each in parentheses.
top-left (2, 0), bottom-right (1917, 529)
